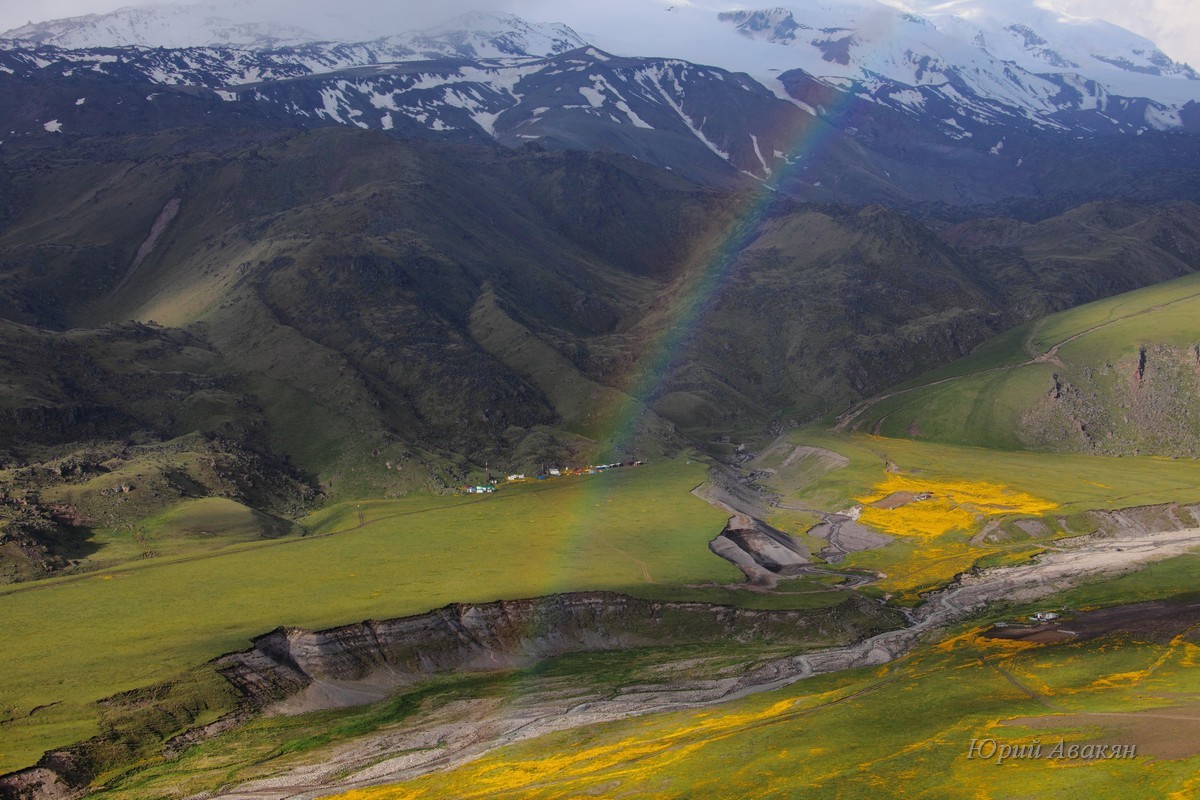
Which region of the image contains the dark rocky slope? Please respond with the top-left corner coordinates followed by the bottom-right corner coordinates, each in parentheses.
top-left (4, 129), bottom-right (1200, 580)
top-left (4, 130), bottom-right (1200, 468)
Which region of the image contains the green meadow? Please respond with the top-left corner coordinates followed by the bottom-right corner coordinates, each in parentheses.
top-left (767, 430), bottom-right (1200, 517)
top-left (10, 269), bottom-right (1200, 790)
top-left (78, 497), bottom-right (298, 567)
top-left (0, 461), bottom-right (736, 774)
top-left (1027, 270), bottom-right (1200, 356)
top-left (78, 487), bottom-right (1200, 800)
top-left (757, 430), bottom-right (1200, 603)
top-left (321, 578), bottom-right (1200, 800)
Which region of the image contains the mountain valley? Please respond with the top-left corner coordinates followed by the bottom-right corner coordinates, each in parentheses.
top-left (3, 3), bottom-right (1200, 799)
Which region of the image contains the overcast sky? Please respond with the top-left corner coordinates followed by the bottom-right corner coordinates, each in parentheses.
top-left (1051, 0), bottom-right (1200, 66)
top-left (2, 0), bottom-right (1198, 65)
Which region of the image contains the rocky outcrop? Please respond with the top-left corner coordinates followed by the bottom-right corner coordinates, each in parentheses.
top-left (1081, 503), bottom-right (1200, 536)
top-left (696, 463), bottom-right (813, 585)
top-left (1021, 345), bottom-right (1200, 456)
top-left (708, 514), bottom-right (809, 586)
top-left (0, 769), bottom-right (74, 800)
top-left (805, 511), bottom-right (893, 562)
top-left (217, 592), bottom-right (877, 714)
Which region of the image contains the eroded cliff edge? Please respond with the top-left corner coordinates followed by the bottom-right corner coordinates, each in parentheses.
top-left (0, 591), bottom-right (900, 800)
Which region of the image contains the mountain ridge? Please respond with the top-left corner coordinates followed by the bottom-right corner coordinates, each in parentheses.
top-left (3, 128), bottom-right (1199, 478)
top-left (4, 3), bottom-right (1200, 215)
top-left (4, 2), bottom-right (1198, 132)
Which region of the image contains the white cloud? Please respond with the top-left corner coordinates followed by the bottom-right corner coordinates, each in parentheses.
top-left (1047, 0), bottom-right (1200, 65)
top-left (0, 0), bottom-right (503, 38)
top-left (0, 0), bottom-right (1197, 68)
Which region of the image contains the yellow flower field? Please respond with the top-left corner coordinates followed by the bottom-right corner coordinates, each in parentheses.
top-left (848, 473), bottom-right (1059, 602)
top-left (857, 473), bottom-right (1058, 540)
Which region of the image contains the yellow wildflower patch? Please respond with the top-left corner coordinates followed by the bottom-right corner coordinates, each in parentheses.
top-left (846, 474), bottom-right (1058, 603)
top-left (859, 499), bottom-right (975, 540)
top-left (857, 473), bottom-right (1057, 541)
top-left (932, 628), bottom-right (1037, 655)
top-left (1168, 774), bottom-right (1200, 800)
top-left (1178, 643), bottom-right (1200, 668)
top-left (328, 696), bottom-right (837, 800)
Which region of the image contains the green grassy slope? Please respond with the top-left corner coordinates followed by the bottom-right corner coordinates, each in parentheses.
top-left (0, 461), bottom-right (736, 774)
top-left (845, 270), bottom-right (1200, 454)
top-left (766, 430), bottom-right (1200, 515)
top-left (4, 132), bottom-right (1200, 492)
top-left (327, 582), bottom-right (1200, 800)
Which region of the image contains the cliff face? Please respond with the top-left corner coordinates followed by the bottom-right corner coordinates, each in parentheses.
top-left (217, 592), bottom-right (884, 713)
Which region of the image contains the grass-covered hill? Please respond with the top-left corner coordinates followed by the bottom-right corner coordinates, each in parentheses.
top-left (3, 126), bottom-right (1200, 584)
top-left (5, 129), bottom-right (1200, 466)
top-left (843, 269), bottom-right (1200, 455)
top-left (4, 156), bottom-right (1200, 794)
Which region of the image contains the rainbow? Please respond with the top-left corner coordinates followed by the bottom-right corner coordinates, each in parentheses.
top-left (592, 80), bottom-right (865, 457)
top-left (547, 76), bottom-right (869, 596)
top-left (324, 62), bottom-right (883, 800)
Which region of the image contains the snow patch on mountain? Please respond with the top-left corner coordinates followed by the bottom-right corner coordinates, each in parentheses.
top-left (712, 1), bottom-right (1199, 109)
top-left (2, 0), bottom-right (1198, 151)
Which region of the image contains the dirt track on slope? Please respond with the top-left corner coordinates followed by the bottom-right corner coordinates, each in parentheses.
top-left (834, 289), bottom-right (1200, 434)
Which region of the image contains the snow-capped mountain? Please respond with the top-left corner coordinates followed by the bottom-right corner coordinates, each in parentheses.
top-left (226, 49), bottom-right (809, 185)
top-left (3, 2), bottom-right (1200, 207)
top-left (395, 11), bottom-right (586, 61)
top-left (0, 3), bottom-right (587, 55)
top-left (0, 13), bottom-right (587, 89)
top-left (8, 0), bottom-right (1194, 140)
top-left (709, 2), bottom-right (1198, 134)
top-left (0, 40), bottom-right (805, 184)
top-left (715, 2), bottom-right (1197, 96)
top-left (0, 9), bottom-right (586, 62)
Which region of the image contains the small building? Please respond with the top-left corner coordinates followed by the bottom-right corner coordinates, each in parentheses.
top-left (507, 474), bottom-right (526, 482)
